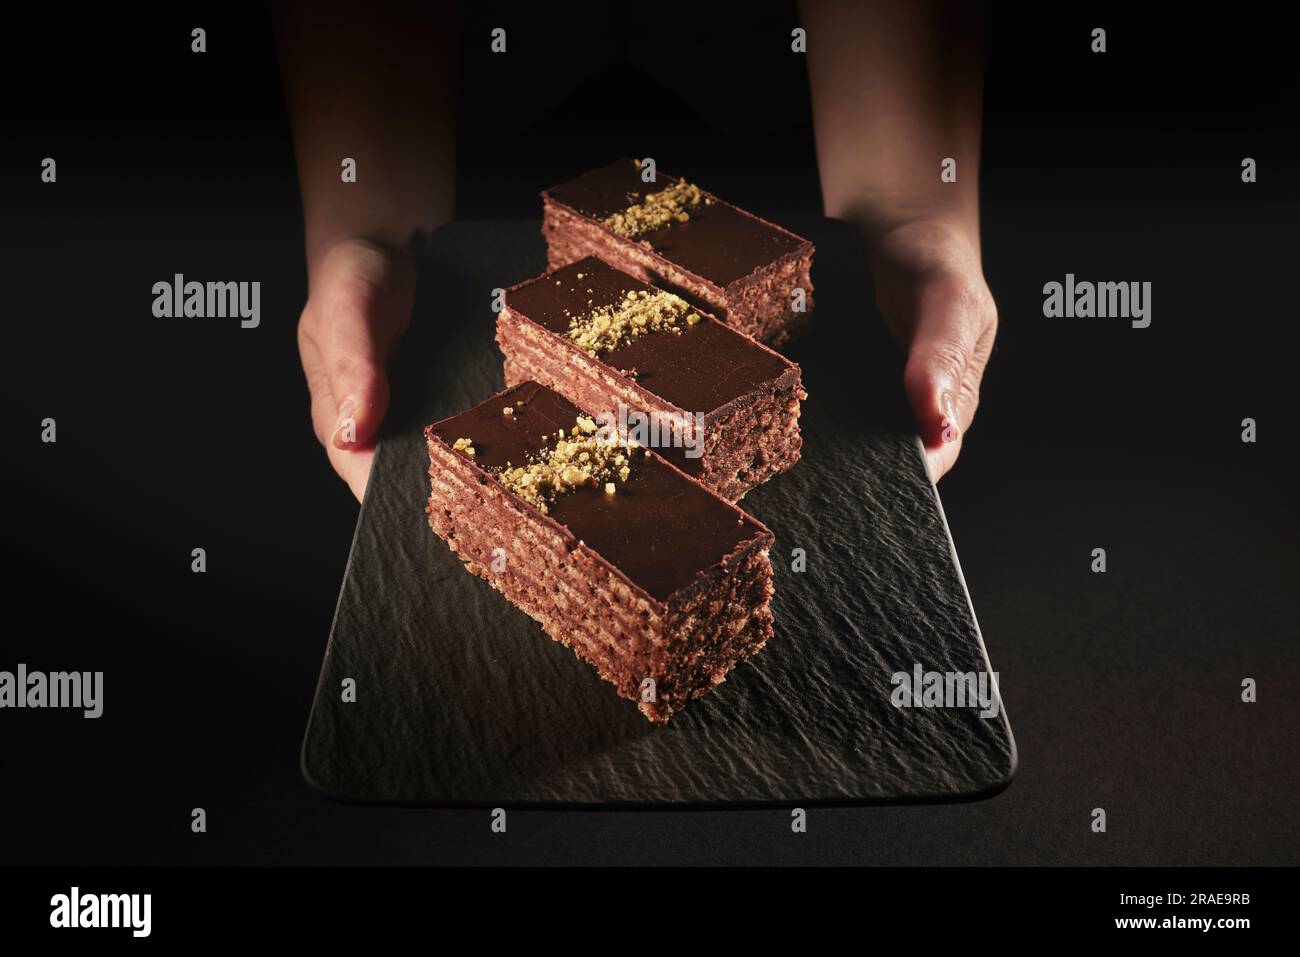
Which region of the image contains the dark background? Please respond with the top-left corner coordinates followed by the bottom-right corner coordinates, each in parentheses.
top-left (1, 3), bottom-right (1296, 864)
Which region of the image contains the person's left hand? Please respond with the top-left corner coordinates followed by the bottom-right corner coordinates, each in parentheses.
top-left (866, 218), bottom-right (998, 481)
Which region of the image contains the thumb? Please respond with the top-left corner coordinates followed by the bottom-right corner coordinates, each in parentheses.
top-left (308, 241), bottom-right (415, 453)
top-left (900, 274), bottom-right (996, 466)
top-left (325, 336), bottom-right (390, 453)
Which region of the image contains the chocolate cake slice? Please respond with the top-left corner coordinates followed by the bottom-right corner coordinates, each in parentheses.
top-left (496, 256), bottom-right (805, 501)
top-left (424, 382), bottom-right (776, 724)
top-left (542, 158), bottom-right (814, 346)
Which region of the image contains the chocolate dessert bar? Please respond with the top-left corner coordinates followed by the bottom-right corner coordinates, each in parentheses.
top-left (542, 158), bottom-right (814, 346)
top-left (496, 256), bottom-right (805, 501)
top-left (424, 382), bottom-right (776, 724)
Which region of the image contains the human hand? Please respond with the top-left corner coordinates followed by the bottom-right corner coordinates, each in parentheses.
top-left (866, 219), bottom-right (998, 481)
top-left (297, 237), bottom-right (417, 500)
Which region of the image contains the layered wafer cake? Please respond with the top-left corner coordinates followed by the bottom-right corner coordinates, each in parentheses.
top-left (542, 158), bottom-right (814, 346)
top-left (424, 382), bottom-right (776, 723)
top-left (496, 256), bottom-right (805, 501)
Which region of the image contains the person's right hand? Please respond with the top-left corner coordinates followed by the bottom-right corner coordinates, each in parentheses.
top-left (297, 237), bottom-right (417, 501)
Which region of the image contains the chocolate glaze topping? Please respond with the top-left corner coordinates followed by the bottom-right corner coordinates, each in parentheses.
top-left (506, 257), bottom-right (796, 416)
top-left (543, 158), bottom-right (810, 288)
top-left (429, 382), bottom-right (768, 603)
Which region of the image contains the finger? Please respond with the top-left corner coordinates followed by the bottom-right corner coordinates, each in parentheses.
top-left (300, 328), bottom-right (371, 499)
top-left (327, 444), bottom-right (375, 502)
top-left (961, 316), bottom-right (997, 426)
top-left (902, 276), bottom-right (993, 450)
top-left (309, 244), bottom-right (415, 452)
top-left (298, 296), bottom-right (383, 500)
top-left (298, 326), bottom-right (340, 448)
top-left (924, 429), bottom-right (963, 483)
top-left (314, 293), bottom-right (391, 453)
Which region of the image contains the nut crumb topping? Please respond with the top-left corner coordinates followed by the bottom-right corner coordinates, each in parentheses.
top-left (566, 289), bottom-right (694, 356)
top-left (603, 178), bottom-right (712, 238)
top-left (451, 437), bottom-right (476, 457)
top-left (497, 419), bottom-right (633, 514)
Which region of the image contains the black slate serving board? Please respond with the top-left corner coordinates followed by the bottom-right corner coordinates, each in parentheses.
top-left (301, 219), bottom-right (1016, 806)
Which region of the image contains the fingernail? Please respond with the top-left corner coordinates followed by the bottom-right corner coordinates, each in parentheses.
top-left (333, 397), bottom-right (358, 449)
top-left (939, 392), bottom-right (959, 444)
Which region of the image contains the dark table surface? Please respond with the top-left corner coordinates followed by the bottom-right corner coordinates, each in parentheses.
top-left (2, 7), bottom-right (1296, 865)
top-left (6, 174), bottom-right (1296, 863)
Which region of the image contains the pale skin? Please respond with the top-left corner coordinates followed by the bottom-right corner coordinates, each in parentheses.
top-left (277, 0), bottom-right (996, 499)
top-left (275, 0), bottom-right (454, 499)
top-left (803, 0), bottom-right (996, 479)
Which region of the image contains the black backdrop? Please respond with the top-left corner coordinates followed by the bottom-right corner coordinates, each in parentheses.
top-left (1, 3), bottom-right (1295, 865)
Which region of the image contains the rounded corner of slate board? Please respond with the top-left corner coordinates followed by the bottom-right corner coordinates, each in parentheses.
top-left (299, 729), bottom-right (340, 803)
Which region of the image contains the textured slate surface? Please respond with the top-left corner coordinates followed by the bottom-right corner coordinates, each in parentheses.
top-left (301, 219), bottom-right (1016, 806)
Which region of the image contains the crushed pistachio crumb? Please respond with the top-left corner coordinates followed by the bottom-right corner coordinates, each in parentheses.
top-left (451, 437), bottom-right (476, 457)
top-left (502, 406), bottom-right (514, 416)
top-left (566, 288), bottom-right (692, 356)
top-left (686, 312), bottom-right (702, 325)
top-left (496, 420), bottom-right (634, 514)
top-left (603, 179), bottom-right (709, 238)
